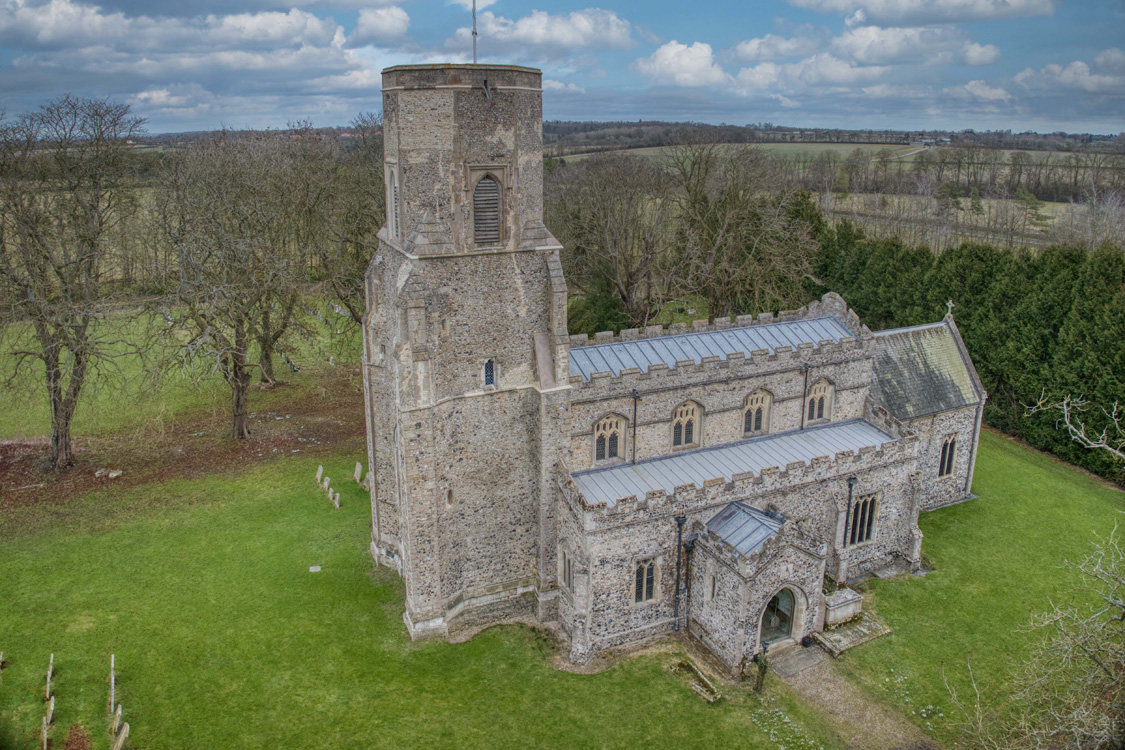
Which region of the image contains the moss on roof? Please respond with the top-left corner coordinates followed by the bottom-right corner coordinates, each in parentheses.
top-left (871, 320), bottom-right (984, 420)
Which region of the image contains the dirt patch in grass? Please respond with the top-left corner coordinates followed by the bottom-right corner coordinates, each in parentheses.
top-left (63, 725), bottom-right (92, 750)
top-left (0, 369), bottom-right (365, 513)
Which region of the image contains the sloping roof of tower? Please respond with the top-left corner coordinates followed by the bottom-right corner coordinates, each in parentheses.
top-left (570, 419), bottom-right (895, 507)
top-left (706, 502), bottom-right (784, 557)
top-left (568, 316), bottom-right (855, 380)
top-left (870, 319), bottom-right (985, 421)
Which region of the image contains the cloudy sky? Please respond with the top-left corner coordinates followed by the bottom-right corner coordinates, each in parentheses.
top-left (1, 0), bottom-right (1122, 134)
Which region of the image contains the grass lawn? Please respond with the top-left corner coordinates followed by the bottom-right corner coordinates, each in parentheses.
top-left (837, 429), bottom-right (1124, 746)
top-left (0, 453), bottom-right (841, 750)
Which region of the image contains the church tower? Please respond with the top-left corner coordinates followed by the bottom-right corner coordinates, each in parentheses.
top-left (363, 65), bottom-right (571, 638)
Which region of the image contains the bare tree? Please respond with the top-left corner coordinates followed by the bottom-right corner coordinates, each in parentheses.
top-left (0, 96), bottom-right (145, 468)
top-left (158, 131), bottom-right (304, 439)
top-left (1011, 524), bottom-right (1125, 749)
top-left (669, 143), bottom-right (817, 320)
top-left (546, 152), bottom-right (679, 326)
top-left (1029, 393), bottom-right (1125, 463)
top-left (321, 111), bottom-right (384, 326)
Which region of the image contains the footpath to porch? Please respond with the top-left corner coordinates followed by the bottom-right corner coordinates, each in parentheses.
top-left (771, 646), bottom-right (938, 750)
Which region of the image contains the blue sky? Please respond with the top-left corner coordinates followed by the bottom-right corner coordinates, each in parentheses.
top-left (0, 0), bottom-right (1122, 134)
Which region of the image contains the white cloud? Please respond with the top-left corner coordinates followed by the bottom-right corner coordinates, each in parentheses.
top-left (447, 9), bottom-right (634, 54)
top-left (961, 79), bottom-right (1010, 100)
top-left (960, 42), bottom-right (999, 66)
top-left (1094, 47), bottom-right (1125, 74)
top-left (632, 40), bottom-right (731, 87)
top-left (733, 33), bottom-right (819, 61)
top-left (349, 6), bottom-right (408, 46)
top-left (733, 52), bottom-right (888, 95)
top-left (1015, 59), bottom-right (1125, 94)
top-left (786, 0), bottom-right (1057, 25)
top-left (543, 79), bottom-right (586, 94)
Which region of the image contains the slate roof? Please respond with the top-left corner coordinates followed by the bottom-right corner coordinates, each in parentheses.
top-left (706, 502), bottom-right (784, 557)
top-left (870, 319), bottom-right (985, 421)
top-left (570, 419), bottom-right (895, 507)
top-left (569, 316), bottom-right (855, 381)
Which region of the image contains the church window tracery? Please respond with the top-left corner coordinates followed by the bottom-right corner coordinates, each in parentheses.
top-left (807, 380), bottom-right (834, 423)
top-left (939, 435), bottom-right (957, 477)
top-left (634, 559), bottom-right (657, 603)
top-left (672, 402), bottom-right (701, 450)
top-left (743, 390), bottom-right (772, 436)
top-left (594, 414), bottom-right (625, 464)
top-left (847, 493), bottom-right (878, 546)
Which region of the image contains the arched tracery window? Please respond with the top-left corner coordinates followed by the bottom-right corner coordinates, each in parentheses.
top-left (473, 174), bottom-right (502, 245)
top-left (672, 401), bottom-right (701, 450)
top-left (806, 380), bottom-right (834, 423)
top-left (743, 390), bottom-right (772, 435)
top-left (939, 435), bottom-right (957, 477)
top-left (594, 414), bottom-right (625, 463)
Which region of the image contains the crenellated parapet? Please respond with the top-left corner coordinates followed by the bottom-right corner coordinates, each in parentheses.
top-left (569, 292), bottom-right (868, 352)
top-left (863, 397), bottom-right (918, 441)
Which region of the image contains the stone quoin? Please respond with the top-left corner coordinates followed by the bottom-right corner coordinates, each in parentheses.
top-left (361, 63), bottom-right (986, 673)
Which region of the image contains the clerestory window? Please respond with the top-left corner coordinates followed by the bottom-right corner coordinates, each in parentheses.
top-left (672, 402), bottom-right (701, 450)
top-left (594, 414), bottom-right (626, 464)
top-left (743, 390), bottom-right (772, 436)
top-left (807, 380), bottom-right (834, 423)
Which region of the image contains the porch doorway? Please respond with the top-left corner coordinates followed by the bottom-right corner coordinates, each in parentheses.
top-left (761, 588), bottom-right (795, 644)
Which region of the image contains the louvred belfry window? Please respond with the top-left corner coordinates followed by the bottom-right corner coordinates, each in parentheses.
top-left (473, 175), bottom-right (501, 244)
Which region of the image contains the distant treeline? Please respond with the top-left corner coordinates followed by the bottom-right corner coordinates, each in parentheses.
top-left (544, 120), bottom-right (1125, 156)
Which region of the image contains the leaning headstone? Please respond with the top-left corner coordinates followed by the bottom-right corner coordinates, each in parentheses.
top-left (41, 717), bottom-right (47, 750)
top-left (47, 696), bottom-right (54, 724)
top-left (112, 723), bottom-right (129, 750)
top-left (45, 653), bottom-right (53, 700)
top-left (315, 465), bottom-right (323, 483)
top-left (113, 704), bottom-right (122, 734)
top-left (322, 477), bottom-right (330, 491)
top-left (332, 492), bottom-right (340, 510)
top-left (353, 462), bottom-right (363, 483)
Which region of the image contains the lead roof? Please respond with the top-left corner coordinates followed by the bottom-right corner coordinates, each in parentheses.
top-left (706, 502), bottom-right (785, 557)
top-left (568, 316), bottom-right (855, 381)
top-left (570, 419), bottom-right (895, 507)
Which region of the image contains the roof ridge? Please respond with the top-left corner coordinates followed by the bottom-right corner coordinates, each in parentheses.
top-left (872, 321), bottom-right (947, 336)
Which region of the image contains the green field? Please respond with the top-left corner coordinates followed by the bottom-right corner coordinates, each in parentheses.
top-left (0, 452), bottom-right (840, 750)
top-left (839, 430), bottom-right (1124, 746)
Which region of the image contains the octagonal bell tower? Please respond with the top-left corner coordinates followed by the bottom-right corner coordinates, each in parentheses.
top-left (363, 65), bottom-right (571, 640)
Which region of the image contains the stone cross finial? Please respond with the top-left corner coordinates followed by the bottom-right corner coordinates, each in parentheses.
top-left (946, 299), bottom-right (955, 317)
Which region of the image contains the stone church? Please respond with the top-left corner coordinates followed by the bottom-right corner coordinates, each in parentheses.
top-left (362, 63), bottom-right (985, 673)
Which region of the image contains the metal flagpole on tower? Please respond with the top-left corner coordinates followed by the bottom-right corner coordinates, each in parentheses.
top-left (472, 0), bottom-right (478, 63)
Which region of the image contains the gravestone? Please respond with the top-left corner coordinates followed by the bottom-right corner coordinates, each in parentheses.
top-left (112, 723), bottom-right (129, 750)
top-left (47, 696), bottom-right (54, 724)
top-left (309, 566), bottom-right (321, 573)
top-left (322, 477), bottom-right (330, 491)
top-left (332, 492), bottom-right (340, 510)
top-left (316, 465), bottom-right (324, 482)
top-left (354, 462), bottom-right (363, 483)
top-left (113, 704), bottom-right (122, 734)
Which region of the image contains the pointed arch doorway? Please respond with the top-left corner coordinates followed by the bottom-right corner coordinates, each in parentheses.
top-left (761, 588), bottom-right (795, 644)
